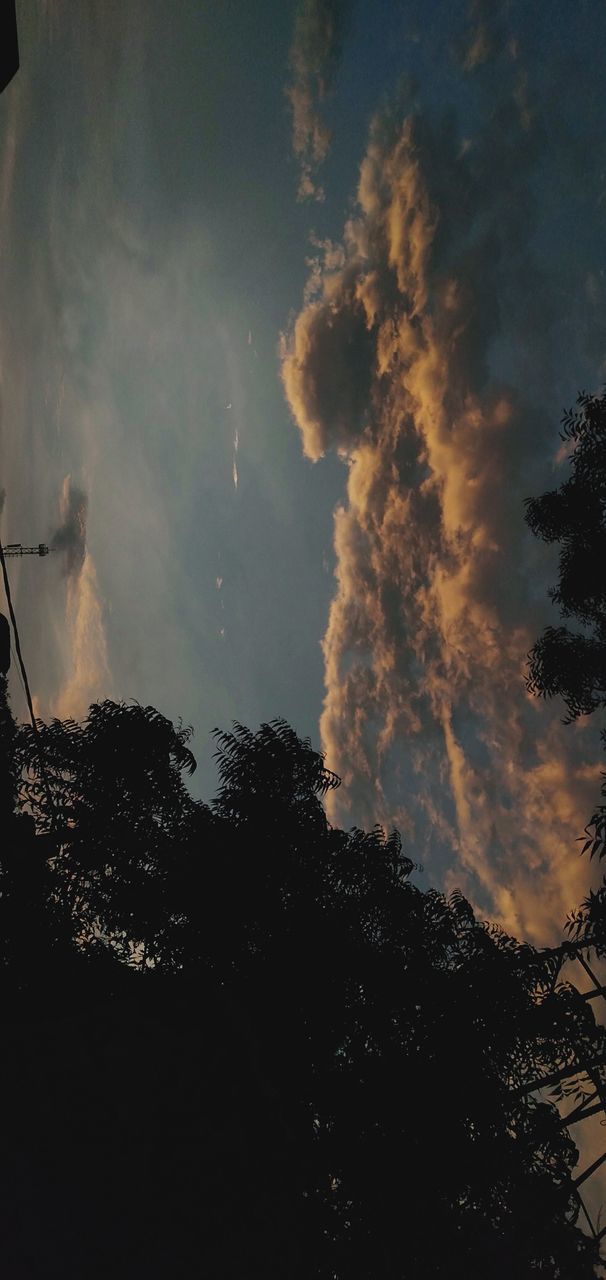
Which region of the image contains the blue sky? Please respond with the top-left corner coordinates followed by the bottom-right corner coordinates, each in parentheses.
top-left (2, 0), bottom-right (606, 950)
top-left (0, 0), bottom-right (344, 779)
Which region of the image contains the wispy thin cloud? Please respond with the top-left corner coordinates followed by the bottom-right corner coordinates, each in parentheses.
top-left (45, 476), bottom-right (110, 720)
top-left (232, 428), bottom-right (239, 491)
top-left (462, 0), bottom-right (495, 71)
top-left (52, 550), bottom-right (110, 720)
top-left (286, 0), bottom-right (353, 202)
top-left (51, 475), bottom-right (88, 577)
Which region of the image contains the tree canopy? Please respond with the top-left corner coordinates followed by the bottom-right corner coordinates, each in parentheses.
top-left (525, 389), bottom-right (606, 952)
top-left (3, 380), bottom-right (606, 1272)
top-left (525, 388), bottom-right (606, 724)
top-left (2, 689), bottom-right (604, 1277)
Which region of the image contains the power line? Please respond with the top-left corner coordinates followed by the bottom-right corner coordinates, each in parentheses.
top-left (0, 539), bottom-right (39, 733)
top-left (10, 633), bottom-right (28, 706)
top-left (0, 537), bottom-right (57, 826)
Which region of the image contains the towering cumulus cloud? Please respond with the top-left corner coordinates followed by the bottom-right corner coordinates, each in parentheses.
top-left (282, 103), bottom-right (602, 944)
top-left (286, 0), bottom-right (351, 201)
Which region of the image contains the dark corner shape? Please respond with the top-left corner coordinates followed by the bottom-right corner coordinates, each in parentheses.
top-left (0, 1), bottom-right (19, 96)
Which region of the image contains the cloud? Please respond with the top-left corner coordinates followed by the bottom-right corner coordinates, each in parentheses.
top-left (52, 550), bottom-right (111, 721)
top-left (280, 287), bottom-right (375, 457)
top-left (51, 475), bottom-right (88, 577)
top-left (281, 102), bottom-right (604, 945)
top-left (286, 0), bottom-right (352, 201)
top-left (462, 0), bottom-right (496, 71)
top-left (0, 75), bottom-right (22, 220)
top-left (47, 482), bottom-right (109, 721)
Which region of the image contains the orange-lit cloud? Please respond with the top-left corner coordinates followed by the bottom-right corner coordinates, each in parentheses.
top-left (52, 550), bottom-right (110, 721)
top-left (52, 475), bottom-right (88, 577)
top-left (282, 106), bottom-right (602, 945)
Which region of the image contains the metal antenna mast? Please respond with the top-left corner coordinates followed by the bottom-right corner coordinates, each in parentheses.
top-left (2, 543), bottom-right (52, 557)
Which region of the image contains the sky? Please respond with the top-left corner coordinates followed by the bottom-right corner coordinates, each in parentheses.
top-left (1, 0), bottom-right (606, 954)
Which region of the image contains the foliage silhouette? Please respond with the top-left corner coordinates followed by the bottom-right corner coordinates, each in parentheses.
top-left (525, 389), bottom-right (606, 724)
top-left (525, 389), bottom-right (606, 953)
top-left (13, 699), bottom-right (207, 965)
top-left (3, 689), bottom-right (605, 1276)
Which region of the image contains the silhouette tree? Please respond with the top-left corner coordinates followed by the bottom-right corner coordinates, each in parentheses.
top-left (3, 697), bottom-right (605, 1276)
top-left (13, 699), bottom-right (209, 965)
top-left (525, 388), bottom-right (606, 724)
top-left (196, 722), bottom-right (606, 1276)
top-left (525, 389), bottom-right (606, 952)
top-left (2, 690), bottom-right (310, 1277)
top-left (0, 671), bottom-right (17, 818)
top-left (0, 674), bottom-right (59, 984)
